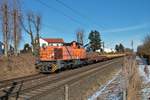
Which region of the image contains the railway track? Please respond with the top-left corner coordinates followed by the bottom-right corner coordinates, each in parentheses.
top-left (0, 58), bottom-right (123, 99)
top-left (0, 74), bottom-right (47, 89)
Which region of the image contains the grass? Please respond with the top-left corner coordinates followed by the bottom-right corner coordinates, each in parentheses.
top-left (123, 56), bottom-right (141, 100)
top-left (0, 53), bottom-right (37, 80)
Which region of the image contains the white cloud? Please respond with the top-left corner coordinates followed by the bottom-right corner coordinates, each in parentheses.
top-left (101, 24), bottom-right (149, 33)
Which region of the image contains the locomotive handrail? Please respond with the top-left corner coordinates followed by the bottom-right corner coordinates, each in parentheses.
top-left (64, 46), bottom-right (73, 60)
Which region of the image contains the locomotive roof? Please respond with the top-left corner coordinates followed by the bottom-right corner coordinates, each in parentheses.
top-left (63, 41), bottom-right (82, 46)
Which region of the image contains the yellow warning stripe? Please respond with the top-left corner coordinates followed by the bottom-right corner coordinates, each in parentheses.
top-left (51, 64), bottom-right (58, 72)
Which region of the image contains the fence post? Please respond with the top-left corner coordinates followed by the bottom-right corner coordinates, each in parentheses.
top-left (65, 84), bottom-right (69, 100)
top-left (123, 90), bottom-right (126, 100)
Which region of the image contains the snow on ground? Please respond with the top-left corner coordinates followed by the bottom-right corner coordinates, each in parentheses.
top-left (88, 56), bottom-right (150, 100)
top-left (136, 56), bottom-right (150, 100)
top-left (88, 70), bottom-right (122, 100)
top-left (138, 65), bottom-right (150, 84)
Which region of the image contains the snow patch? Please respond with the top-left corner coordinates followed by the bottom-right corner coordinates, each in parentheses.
top-left (136, 56), bottom-right (150, 100)
top-left (137, 56), bottom-right (150, 83)
top-left (88, 70), bottom-right (121, 100)
top-left (139, 65), bottom-right (150, 83)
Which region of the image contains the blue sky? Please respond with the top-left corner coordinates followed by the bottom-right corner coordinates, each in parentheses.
top-left (0, 0), bottom-right (150, 50)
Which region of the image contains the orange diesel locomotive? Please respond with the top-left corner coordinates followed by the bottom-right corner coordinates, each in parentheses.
top-left (36, 40), bottom-right (87, 73)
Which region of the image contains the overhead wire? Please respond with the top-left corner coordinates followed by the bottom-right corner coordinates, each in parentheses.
top-left (36, 0), bottom-right (88, 27)
top-left (19, 0), bottom-right (66, 34)
top-left (55, 0), bottom-right (104, 30)
top-left (55, 0), bottom-right (87, 19)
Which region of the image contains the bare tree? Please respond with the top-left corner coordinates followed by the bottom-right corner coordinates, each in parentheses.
top-left (76, 28), bottom-right (84, 45)
top-left (21, 12), bottom-right (41, 56)
top-left (32, 15), bottom-right (41, 41)
top-left (137, 34), bottom-right (150, 56)
top-left (21, 12), bottom-right (35, 53)
top-left (143, 35), bottom-right (150, 55)
top-left (32, 14), bottom-right (41, 57)
top-left (1, 0), bottom-right (10, 57)
top-left (12, 0), bottom-right (22, 56)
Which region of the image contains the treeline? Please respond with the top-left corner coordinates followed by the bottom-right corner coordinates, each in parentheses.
top-left (86, 30), bottom-right (132, 53)
top-left (137, 35), bottom-right (150, 64)
top-left (115, 43), bottom-right (125, 52)
top-left (0, 0), bottom-right (41, 57)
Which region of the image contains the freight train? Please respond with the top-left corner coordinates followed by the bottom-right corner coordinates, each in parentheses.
top-left (35, 40), bottom-right (124, 73)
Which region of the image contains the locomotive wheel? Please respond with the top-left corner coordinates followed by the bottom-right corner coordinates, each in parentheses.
top-left (51, 63), bottom-right (58, 72)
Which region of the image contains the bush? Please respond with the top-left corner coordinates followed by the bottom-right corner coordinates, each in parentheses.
top-left (137, 35), bottom-right (150, 64)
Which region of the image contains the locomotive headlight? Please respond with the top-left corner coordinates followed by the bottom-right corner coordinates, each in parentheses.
top-left (52, 53), bottom-right (54, 56)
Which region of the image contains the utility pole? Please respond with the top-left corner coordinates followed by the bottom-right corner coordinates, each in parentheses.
top-left (131, 40), bottom-right (133, 52)
top-left (100, 41), bottom-right (104, 52)
top-left (102, 41), bottom-right (104, 50)
top-left (65, 84), bottom-right (69, 100)
top-left (76, 29), bottom-right (84, 46)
